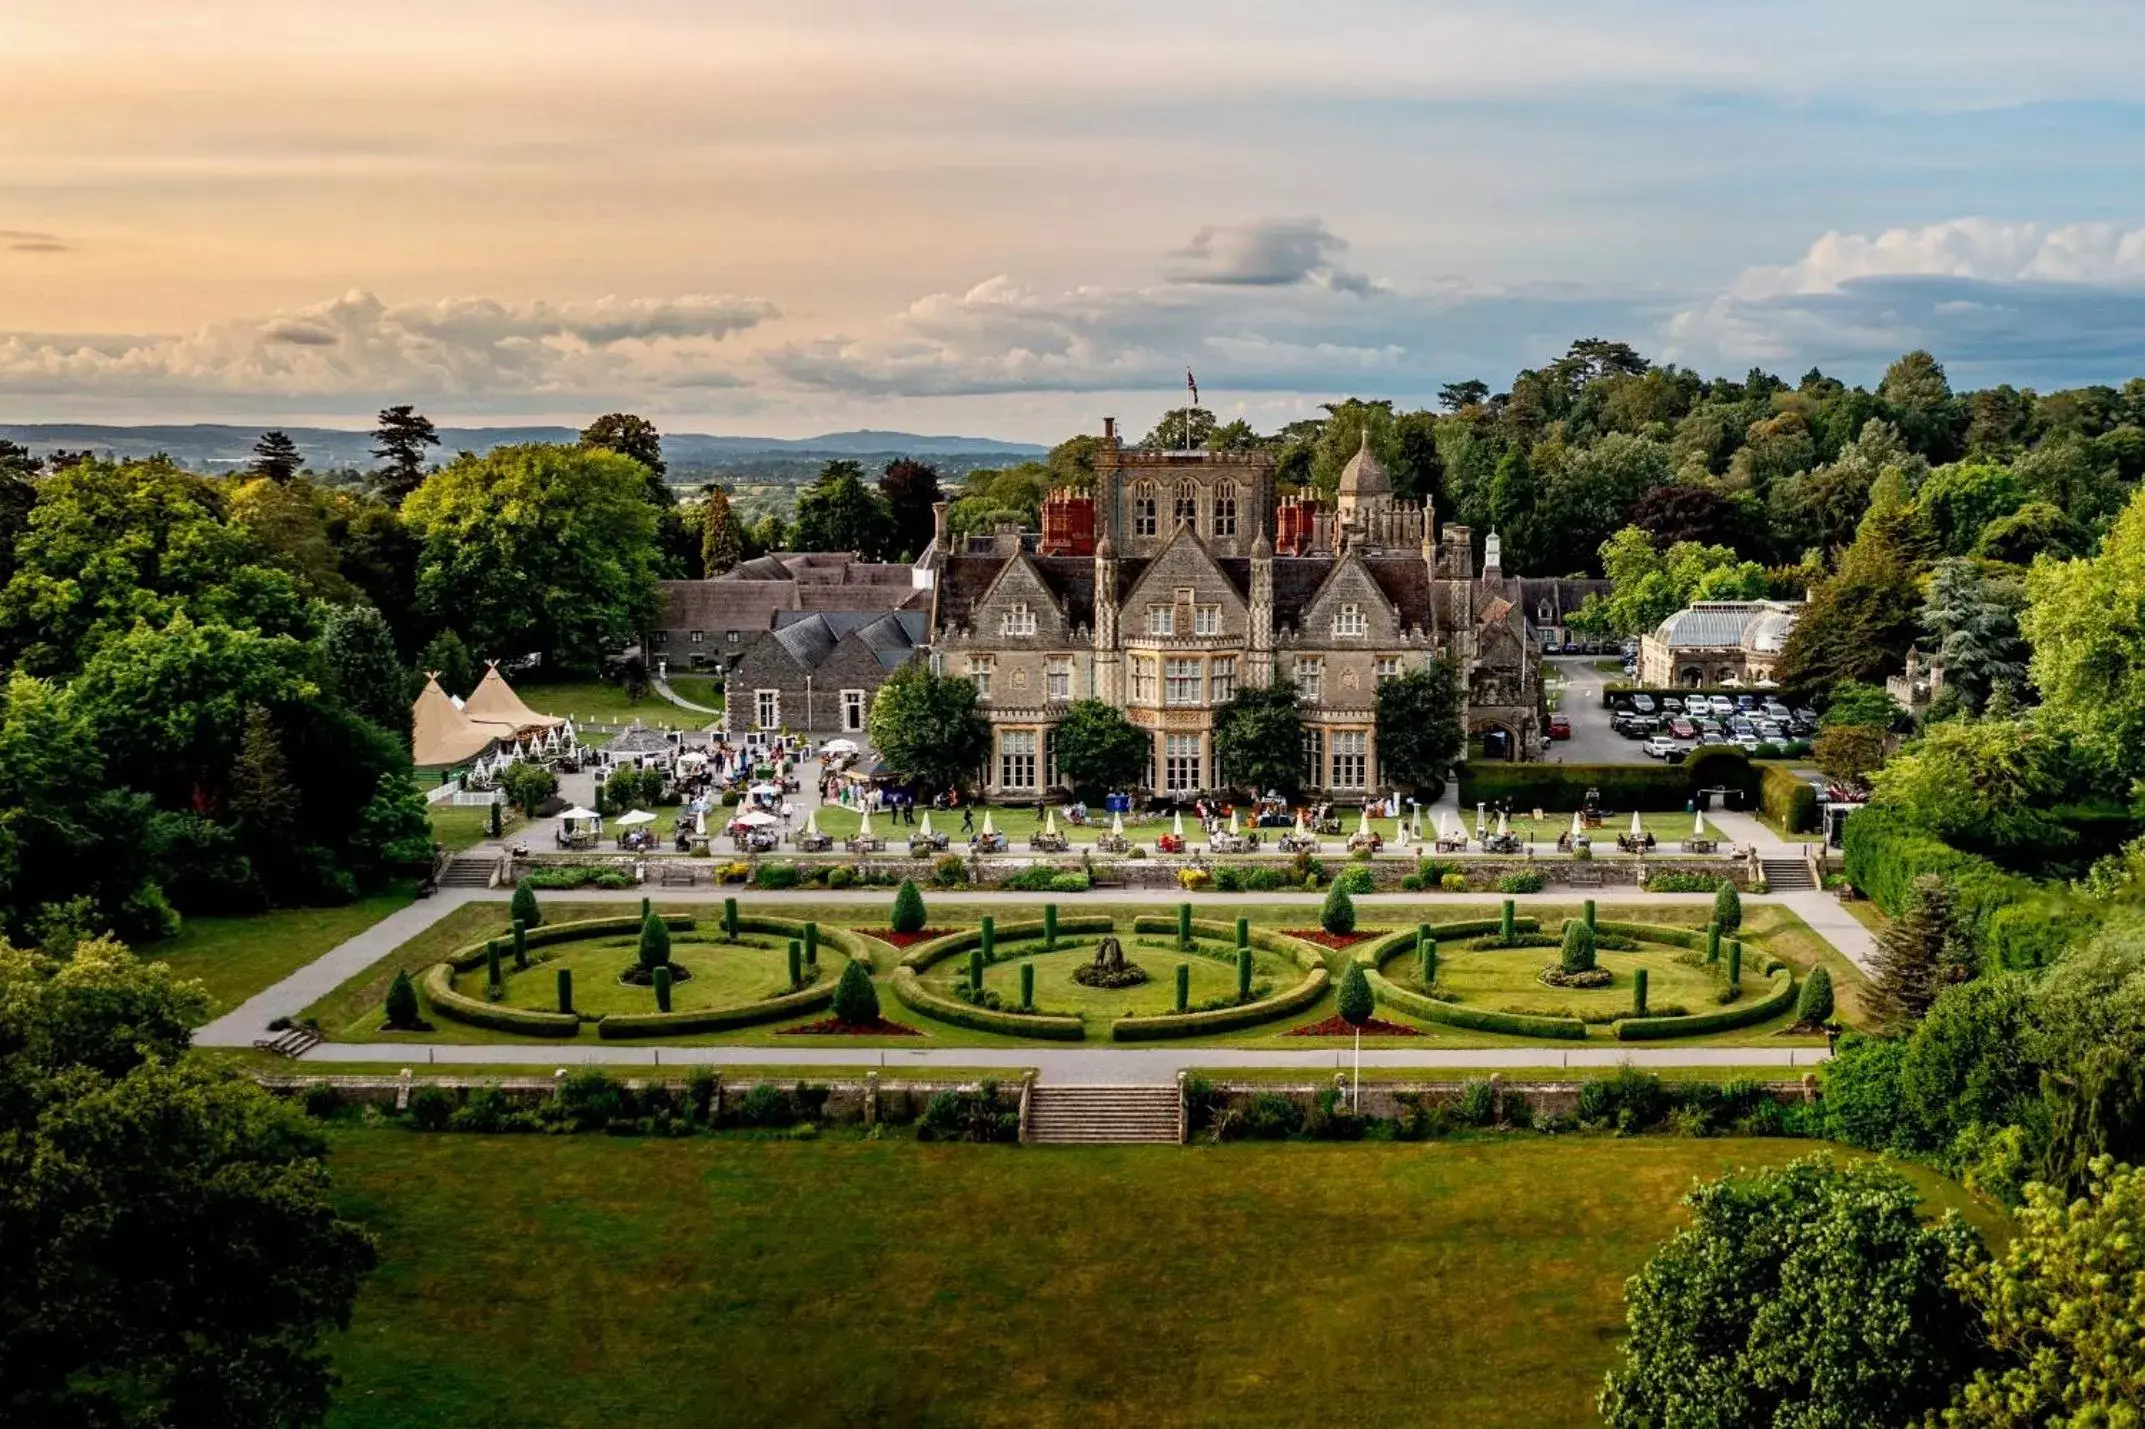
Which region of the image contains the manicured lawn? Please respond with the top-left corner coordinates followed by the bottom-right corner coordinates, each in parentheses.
top-left (663, 673), bottom-right (726, 709)
top-left (319, 1131), bottom-right (1995, 1429)
top-left (513, 678), bottom-right (708, 729)
top-left (1410, 942), bottom-right (1741, 1022)
top-left (145, 889), bottom-right (415, 1021)
top-left (426, 802), bottom-right (521, 852)
top-left (486, 932), bottom-right (848, 1016)
top-left (929, 935), bottom-right (1292, 1019)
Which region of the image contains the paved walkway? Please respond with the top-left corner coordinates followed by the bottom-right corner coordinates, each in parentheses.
top-left (650, 675), bottom-right (722, 716)
top-left (1705, 809), bottom-right (1876, 974)
top-left (286, 1041), bottom-right (1827, 1082)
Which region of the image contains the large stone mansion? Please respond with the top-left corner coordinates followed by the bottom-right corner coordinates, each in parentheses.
top-left (923, 419), bottom-right (1577, 800)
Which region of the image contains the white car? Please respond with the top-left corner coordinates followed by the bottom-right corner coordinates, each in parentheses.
top-left (1735, 735), bottom-right (1762, 753)
top-left (1761, 700), bottom-right (1792, 721)
top-left (1642, 736), bottom-right (1682, 759)
top-left (1757, 719), bottom-right (1786, 742)
top-left (1709, 695), bottom-right (1736, 718)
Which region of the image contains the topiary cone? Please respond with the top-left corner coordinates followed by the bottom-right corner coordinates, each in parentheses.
top-left (1174, 963), bottom-right (1190, 1013)
top-left (654, 965), bottom-right (673, 1012)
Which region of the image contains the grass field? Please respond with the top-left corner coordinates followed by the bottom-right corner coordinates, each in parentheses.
top-left (930, 935), bottom-right (1292, 1019)
top-left (426, 802), bottom-right (522, 852)
top-left (145, 888), bottom-right (414, 1021)
top-left (513, 678), bottom-right (710, 729)
top-left (663, 673), bottom-right (726, 709)
top-left (310, 897), bottom-right (1838, 1048)
top-left (1414, 942), bottom-right (1739, 1021)
top-left (319, 1131), bottom-right (1996, 1429)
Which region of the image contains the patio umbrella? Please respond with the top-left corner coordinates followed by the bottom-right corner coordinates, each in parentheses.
top-left (749, 781), bottom-right (784, 797)
top-left (1693, 809), bottom-right (1705, 838)
top-left (1229, 809), bottom-right (1241, 835)
top-left (1476, 803), bottom-right (1487, 836)
top-left (1496, 809), bottom-right (1509, 837)
top-left (1630, 810), bottom-right (1644, 838)
top-left (558, 805), bottom-right (599, 822)
top-left (822, 738), bottom-right (860, 756)
top-left (805, 808), bottom-right (820, 835)
top-left (982, 810), bottom-right (996, 837)
top-left (858, 807), bottom-right (874, 839)
top-left (1045, 807), bottom-right (1058, 835)
top-left (1110, 811), bottom-right (1124, 836)
top-left (1172, 810), bottom-right (1185, 838)
top-left (917, 809), bottom-right (934, 838)
top-left (1571, 811), bottom-right (1585, 842)
top-left (1394, 818), bottom-right (1409, 850)
top-left (736, 810), bottom-right (778, 827)
top-left (616, 809), bottom-right (657, 827)
top-left (1358, 806), bottom-right (1371, 836)
top-left (695, 810), bottom-right (706, 837)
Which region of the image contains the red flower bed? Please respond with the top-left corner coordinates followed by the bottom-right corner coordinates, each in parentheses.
top-left (1284, 929), bottom-right (1379, 950)
top-left (778, 1016), bottom-right (923, 1037)
top-left (1283, 1015), bottom-right (1422, 1038)
top-left (863, 928), bottom-right (957, 948)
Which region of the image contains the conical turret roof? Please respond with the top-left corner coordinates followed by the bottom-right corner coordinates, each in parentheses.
top-left (1338, 428), bottom-right (1389, 498)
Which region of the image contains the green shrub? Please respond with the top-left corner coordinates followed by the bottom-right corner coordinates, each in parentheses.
top-left (1842, 804), bottom-right (2026, 956)
top-left (891, 881), bottom-right (928, 935)
top-left (1440, 872), bottom-right (1468, 892)
top-left (1049, 873), bottom-right (1090, 893)
top-left (1498, 872), bottom-right (1545, 894)
top-left (1242, 1093), bottom-right (1303, 1139)
top-left (825, 865), bottom-right (855, 890)
top-left (1418, 936), bottom-right (1438, 988)
top-left (1633, 967), bottom-right (1648, 1015)
top-left (1714, 882), bottom-right (1743, 934)
top-left (1337, 961), bottom-right (1374, 1024)
top-left (654, 965), bottom-right (673, 1012)
top-left (832, 959), bottom-right (880, 1025)
top-left (1321, 884), bottom-right (1357, 936)
top-left (408, 1085), bottom-right (455, 1131)
top-left (980, 916), bottom-right (995, 959)
top-left (1760, 764), bottom-right (1820, 833)
top-left (1455, 1079), bottom-right (1496, 1126)
top-left (1459, 752), bottom-right (1755, 812)
top-left (383, 969), bottom-right (421, 1028)
top-left (1645, 872), bottom-right (1727, 893)
top-left (1584, 898), bottom-right (1597, 930)
top-left (488, 799), bottom-right (503, 838)
top-left (804, 923), bottom-right (818, 967)
top-left (1178, 903), bottom-right (1193, 947)
top-left (1501, 898), bottom-right (1517, 941)
top-left (1332, 866), bottom-right (1376, 895)
top-left (511, 879), bottom-right (542, 929)
top-left (968, 948), bottom-right (985, 993)
top-left (557, 1068), bottom-right (622, 1129)
top-left (890, 969), bottom-right (1084, 1040)
top-left (1174, 963), bottom-right (1190, 1012)
top-left (511, 918), bottom-right (528, 970)
top-left (1706, 921), bottom-right (1721, 963)
top-left (1236, 947), bottom-right (1253, 999)
top-left (788, 940), bottom-right (804, 988)
top-left (753, 862), bottom-right (799, 890)
top-left (1725, 941), bottom-right (1742, 998)
top-left (1043, 903), bottom-right (1058, 950)
top-left (1796, 964), bottom-right (1833, 1024)
top-left (1236, 916), bottom-right (1250, 949)
top-left (484, 937), bottom-right (502, 988)
top-left (723, 896), bottom-right (739, 939)
top-left (557, 968), bottom-right (573, 1015)
top-left (1020, 961), bottom-right (1036, 1011)
top-left (1819, 1032), bottom-right (1907, 1150)
top-left (1615, 968), bottom-right (1797, 1040)
top-left (1560, 920), bottom-right (1598, 975)
top-left (934, 852), bottom-right (969, 886)
top-left (1367, 970), bottom-right (1585, 1039)
top-left (637, 913), bottom-right (670, 973)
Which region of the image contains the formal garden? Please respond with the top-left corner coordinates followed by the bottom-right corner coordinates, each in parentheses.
top-left (309, 879), bottom-right (1836, 1048)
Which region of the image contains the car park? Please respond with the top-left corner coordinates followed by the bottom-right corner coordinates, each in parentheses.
top-left (1794, 706), bottom-right (1819, 725)
top-left (1735, 694), bottom-right (1758, 711)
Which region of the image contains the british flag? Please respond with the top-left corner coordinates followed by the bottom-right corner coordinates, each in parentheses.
top-left (1186, 368), bottom-right (1199, 405)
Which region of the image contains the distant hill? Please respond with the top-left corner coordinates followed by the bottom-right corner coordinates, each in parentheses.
top-left (0, 422), bottom-right (1049, 475)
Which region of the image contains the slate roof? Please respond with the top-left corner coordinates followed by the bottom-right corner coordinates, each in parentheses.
top-left (762, 610), bottom-right (927, 672)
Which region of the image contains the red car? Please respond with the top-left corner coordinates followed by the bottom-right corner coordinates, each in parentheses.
top-left (1547, 715), bottom-right (1572, 740)
top-left (1667, 717), bottom-right (1697, 739)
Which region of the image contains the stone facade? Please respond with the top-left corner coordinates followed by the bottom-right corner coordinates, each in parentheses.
top-left (722, 611), bottom-right (927, 737)
top-left (649, 552), bottom-right (929, 673)
top-left (930, 417), bottom-right (1553, 799)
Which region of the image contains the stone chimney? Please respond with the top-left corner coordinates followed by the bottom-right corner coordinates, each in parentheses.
top-left (930, 500), bottom-right (950, 552)
top-left (1103, 416), bottom-right (1117, 442)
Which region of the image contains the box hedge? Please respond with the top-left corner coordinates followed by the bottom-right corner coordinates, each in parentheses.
top-left (1363, 969), bottom-right (1586, 1040)
top-left (1458, 747), bottom-right (1755, 813)
top-left (1108, 968), bottom-right (1330, 1042)
top-left (421, 962), bottom-right (580, 1037)
top-left (1759, 765), bottom-right (1819, 834)
top-left (889, 967), bottom-right (1085, 1039)
top-left (1613, 966), bottom-right (1796, 1040)
top-left (899, 917), bottom-right (1116, 971)
top-left (597, 980), bottom-right (836, 1038)
top-left (448, 914), bottom-right (696, 971)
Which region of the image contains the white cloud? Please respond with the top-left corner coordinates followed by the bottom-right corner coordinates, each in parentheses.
top-left (0, 289), bottom-right (776, 402)
top-left (1667, 219), bottom-right (2145, 382)
top-left (1167, 219), bottom-right (1375, 293)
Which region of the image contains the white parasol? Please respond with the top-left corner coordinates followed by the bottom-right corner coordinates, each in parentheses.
top-left (1693, 809), bottom-right (1706, 838)
top-left (982, 810), bottom-right (996, 837)
top-left (822, 738), bottom-right (859, 756)
top-left (1630, 809), bottom-right (1644, 838)
top-left (1172, 810), bottom-right (1185, 838)
top-left (1571, 811), bottom-right (1585, 841)
top-left (806, 807), bottom-right (820, 835)
top-left (1496, 809), bottom-right (1509, 837)
top-left (918, 810), bottom-right (933, 838)
top-left (1358, 805), bottom-right (1372, 836)
top-left (1476, 802), bottom-right (1487, 836)
top-left (749, 781), bottom-right (784, 798)
top-left (616, 809), bottom-right (657, 828)
top-left (858, 807), bottom-right (874, 839)
top-left (1045, 807), bottom-right (1058, 835)
top-left (1110, 811), bottom-right (1124, 836)
top-left (735, 810), bottom-right (778, 827)
top-left (1394, 817), bottom-right (1410, 849)
top-left (558, 805), bottom-right (599, 823)
top-left (1229, 809), bottom-right (1241, 835)
top-left (695, 809), bottom-right (706, 836)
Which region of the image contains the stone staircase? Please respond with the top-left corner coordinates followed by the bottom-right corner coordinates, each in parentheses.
top-left (439, 856), bottom-right (498, 889)
top-left (1026, 1084), bottom-right (1181, 1145)
top-left (1761, 857), bottom-right (1816, 892)
top-left (252, 1026), bottom-right (322, 1058)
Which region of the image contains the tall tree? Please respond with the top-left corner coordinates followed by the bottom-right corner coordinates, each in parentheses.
top-left (1865, 874), bottom-right (1966, 1030)
top-left (419, 629), bottom-right (474, 698)
top-left (0, 937), bottom-right (377, 1428)
top-left (401, 444), bottom-right (660, 674)
top-left (1049, 700), bottom-right (1150, 797)
top-left (229, 705), bottom-right (300, 891)
top-left (699, 485), bottom-right (744, 576)
top-left (1374, 659), bottom-right (1463, 796)
top-left (321, 603), bottom-right (411, 738)
top-left (1600, 1156), bottom-right (1984, 1429)
top-left (579, 412), bottom-right (667, 487)
top-left (2023, 484), bottom-right (2145, 783)
top-left (1212, 678), bottom-right (1306, 797)
top-left (1919, 559), bottom-right (2028, 713)
top-left (1878, 349), bottom-right (1966, 462)
top-left (1142, 406), bottom-right (1217, 451)
top-left (879, 458), bottom-right (943, 560)
top-left (370, 405), bottom-right (439, 503)
top-left (0, 441), bottom-right (35, 586)
top-left (1486, 443), bottom-right (1542, 571)
top-left (794, 460), bottom-right (894, 558)
top-left (249, 429), bottom-right (303, 483)
top-left (866, 665), bottom-right (990, 795)
top-left (1438, 379), bottom-right (1490, 413)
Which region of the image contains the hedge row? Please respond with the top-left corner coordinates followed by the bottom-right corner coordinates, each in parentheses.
top-left (1841, 805), bottom-right (2030, 953)
top-left (598, 980), bottom-right (835, 1038)
top-left (1363, 969), bottom-right (1587, 1040)
top-left (1457, 747), bottom-right (1755, 813)
top-left (447, 914), bottom-right (696, 971)
top-left (1128, 917), bottom-right (1326, 973)
top-left (888, 967), bottom-right (1085, 1040)
top-left (1614, 967), bottom-right (1796, 1040)
top-left (421, 962), bottom-right (580, 1037)
top-left (1107, 968), bottom-right (1330, 1042)
top-left (899, 916), bottom-right (1116, 971)
top-left (1759, 765), bottom-right (1819, 835)
top-left (735, 916), bottom-right (879, 972)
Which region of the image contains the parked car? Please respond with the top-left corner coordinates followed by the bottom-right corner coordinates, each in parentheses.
top-left (1631, 693), bottom-right (1656, 714)
top-left (1794, 706), bottom-right (1820, 725)
top-left (1761, 700), bottom-right (1792, 722)
top-left (1547, 715), bottom-right (1572, 740)
top-left (1757, 719), bottom-right (1786, 742)
top-left (1668, 717), bottom-right (1697, 739)
top-left (1659, 695), bottom-right (1683, 712)
top-left (1735, 735), bottom-right (1762, 753)
top-left (1642, 736), bottom-right (1681, 759)
top-left (1708, 695), bottom-right (1736, 717)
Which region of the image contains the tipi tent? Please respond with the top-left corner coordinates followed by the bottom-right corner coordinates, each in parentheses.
top-left (462, 662), bottom-right (565, 732)
top-left (412, 675), bottom-right (512, 769)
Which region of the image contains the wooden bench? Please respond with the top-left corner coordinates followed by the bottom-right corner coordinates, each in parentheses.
top-left (1565, 867), bottom-right (1605, 887)
top-left (658, 863), bottom-right (697, 887)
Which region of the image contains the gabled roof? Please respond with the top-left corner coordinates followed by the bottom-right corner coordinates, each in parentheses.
top-left (411, 675), bottom-right (508, 769)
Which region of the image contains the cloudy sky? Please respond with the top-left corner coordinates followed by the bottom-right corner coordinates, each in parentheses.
top-left (7, 0), bottom-right (2145, 441)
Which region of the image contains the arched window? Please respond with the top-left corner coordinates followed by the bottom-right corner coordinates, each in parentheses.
top-left (1133, 481), bottom-right (1158, 537)
top-left (1214, 483), bottom-right (1238, 537)
top-left (1174, 480), bottom-right (1199, 530)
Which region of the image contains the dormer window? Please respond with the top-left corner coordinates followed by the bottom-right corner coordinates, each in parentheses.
top-left (1147, 605), bottom-right (1175, 637)
top-left (1002, 601), bottom-right (1036, 637)
top-left (1334, 603), bottom-right (1367, 638)
top-left (1133, 482), bottom-right (1158, 537)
